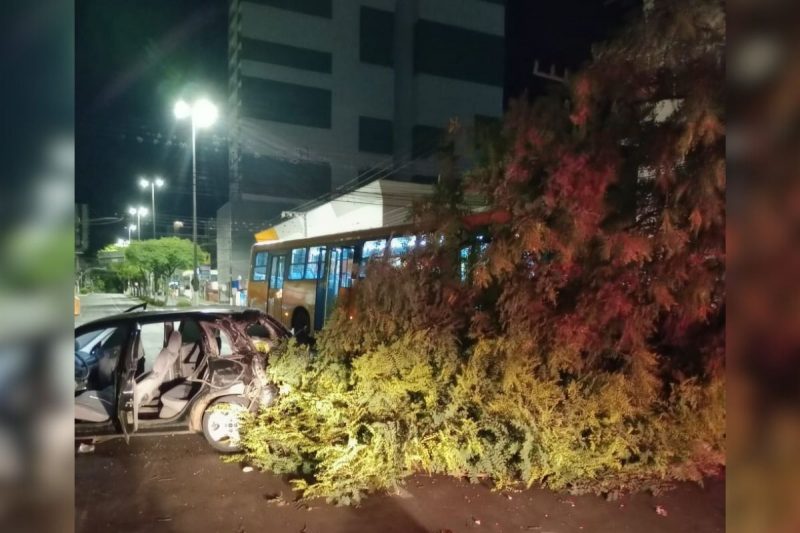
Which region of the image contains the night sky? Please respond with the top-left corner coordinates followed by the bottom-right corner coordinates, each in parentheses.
top-left (75, 0), bottom-right (637, 256)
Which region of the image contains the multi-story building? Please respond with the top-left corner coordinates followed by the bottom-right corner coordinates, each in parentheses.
top-left (218, 0), bottom-right (505, 287)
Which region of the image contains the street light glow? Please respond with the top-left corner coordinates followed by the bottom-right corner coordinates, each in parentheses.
top-left (174, 94), bottom-right (218, 305)
top-left (192, 98), bottom-right (218, 128)
top-left (173, 99), bottom-right (191, 119)
top-left (139, 177), bottom-right (149, 188)
top-left (128, 224), bottom-right (137, 231)
top-left (155, 177), bottom-right (165, 187)
top-left (128, 207), bottom-right (137, 216)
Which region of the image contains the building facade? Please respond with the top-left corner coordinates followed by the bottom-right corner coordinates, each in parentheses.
top-left (219, 0), bottom-right (505, 287)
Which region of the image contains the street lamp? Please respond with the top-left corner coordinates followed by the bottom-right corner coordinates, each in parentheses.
top-left (139, 176), bottom-right (165, 238)
top-left (128, 206), bottom-right (148, 240)
top-left (127, 223), bottom-right (137, 242)
top-left (173, 220), bottom-right (184, 235)
top-left (174, 96), bottom-right (218, 305)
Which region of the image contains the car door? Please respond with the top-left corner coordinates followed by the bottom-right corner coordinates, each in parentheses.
top-left (116, 323), bottom-right (140, 441)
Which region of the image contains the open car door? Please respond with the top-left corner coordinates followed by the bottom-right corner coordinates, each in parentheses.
top-left (116, 324), bottom-right (140, 442)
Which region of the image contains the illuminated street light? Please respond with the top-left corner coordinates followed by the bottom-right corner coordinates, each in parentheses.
top-left (127, 224), bottom-right (137, 242)
top-left (139, 175), bottom-right (165, 238)
top-left (174, 96), bottom-right (219, 305)
top-left (173, 220), bottom-right (184, 235)
top-left (128, 206), bottom-right (148, 240)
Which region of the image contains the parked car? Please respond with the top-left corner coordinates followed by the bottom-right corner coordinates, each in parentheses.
top-left (75, 305), bottom-right (289, 452)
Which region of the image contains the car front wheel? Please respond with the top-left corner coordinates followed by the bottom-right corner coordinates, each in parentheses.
top-left (201, 396), bottom-right (249, 453)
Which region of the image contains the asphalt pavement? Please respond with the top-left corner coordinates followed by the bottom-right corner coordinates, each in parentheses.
top-left (76, 434), bottom-right (724, 533)
top-left (75, 292), bottom-right (143, 326)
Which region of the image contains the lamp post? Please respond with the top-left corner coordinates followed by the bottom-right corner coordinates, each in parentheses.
top-left (173, 220), bottom-right (184, 235)
top-left (127, 224), bottom-right (137, 243)
top-left (174, 97), bottom-right (218, 305)
top-left (128, 206), bottom-right (148, 240)
top-left (139, 176), bottom-right (165, 238)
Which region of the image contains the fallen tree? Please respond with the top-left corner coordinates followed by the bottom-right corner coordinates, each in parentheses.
top-left (236, 0), bottom-right (725, 504)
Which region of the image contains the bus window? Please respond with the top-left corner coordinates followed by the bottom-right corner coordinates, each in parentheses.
top-left (252, 252), bottom-right (268, 281)
top-left (389, 236), bottom-right (416, 256)
top-left (288, 248), bottom-right (307, 280)
top-left (362, 239), bottom-right (386, 259)
top-left (359, 239), bottom-right (386, 278)
top-left (459, 246), bottom-right (470, 281)
top-left (269, 255), bottom-right (285, 288)
top-left (305, 246), bottom-right (326, 279)
top-left (340, 247), bottom-right (354, 288)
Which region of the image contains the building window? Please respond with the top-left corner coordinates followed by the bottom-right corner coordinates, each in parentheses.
top-left (241, 76), bottom-right (332, 128)
top-left (474, 114), bottom-right (502, 149)
top-left (249, 0), bottom-right (332, 19)
top-left (414, 19), bottom-right (504, 86)
top-left (252, 252), bottom-right (268, 281)
top-left (359, 116), bottom-right (393, 154)
top-left (360, 7), bottom-right (394, 67)
top-left (412, 125), bottom-right (446, 158)
top-left (240, 38), bottom-right (332, 73)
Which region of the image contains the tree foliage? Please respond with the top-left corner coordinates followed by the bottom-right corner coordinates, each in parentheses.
top-left (124, 237), bottom-right (209, 282)
top-left (237, 0), bottom-right (725, 504)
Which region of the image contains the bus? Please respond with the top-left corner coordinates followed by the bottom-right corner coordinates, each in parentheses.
top-left (246, 211), bottom-right (503, 336)
top-left (247, 225), bottom-right (419, 335)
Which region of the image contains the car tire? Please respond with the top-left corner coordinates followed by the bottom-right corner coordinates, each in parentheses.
top-left (201, 395), bottom-right (250, 453)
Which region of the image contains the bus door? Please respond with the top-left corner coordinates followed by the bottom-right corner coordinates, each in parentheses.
top-left (320, 246), bottom-right (355, 324)
top-left (267, 255), bottom-right (286, 321)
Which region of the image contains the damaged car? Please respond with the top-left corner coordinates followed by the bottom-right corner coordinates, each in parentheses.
top-left (75, 306), bottom-right (288, 452)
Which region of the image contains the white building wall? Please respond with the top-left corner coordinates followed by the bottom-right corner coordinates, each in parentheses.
top-left (225, 0), bottom-right (505, 282)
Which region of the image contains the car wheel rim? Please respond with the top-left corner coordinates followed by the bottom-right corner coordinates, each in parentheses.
top-left (207, 403), bottom-right (246, 446)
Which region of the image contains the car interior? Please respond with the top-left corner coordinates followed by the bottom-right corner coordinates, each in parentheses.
top-left (135, 319), bottom-right (209, 421)
top-left (74, 325), bottom-right (129, 423)
top-left (76, 314), bottom-right (283, 428)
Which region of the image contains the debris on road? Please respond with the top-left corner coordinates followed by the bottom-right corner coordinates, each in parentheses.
top-left (561, 499), bottom-right (576, 507)
top-left (655, 505), bottom-right (668, 517)
top-left (78, 443), bottom-right (95, 454)
top-left (472, 517), bottom-right (481, 526)
top-left (264, 493), bottom-right (288, 506)
top-left (242, 466), bottom-right (254, 473)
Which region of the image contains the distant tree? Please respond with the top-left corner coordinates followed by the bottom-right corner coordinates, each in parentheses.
top-left (124, 238), bottom-right (209, 295)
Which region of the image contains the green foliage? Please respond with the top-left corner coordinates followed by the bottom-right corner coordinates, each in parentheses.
top-left (241, 329), bottom-right (724, 504)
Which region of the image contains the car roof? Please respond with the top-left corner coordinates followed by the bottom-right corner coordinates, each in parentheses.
top-left (75, 306), bottom-right (279, 333)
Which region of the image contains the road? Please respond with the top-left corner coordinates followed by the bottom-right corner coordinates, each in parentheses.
top-left (75, 293), bottom-right (724, 533)
top-left (75, 292), bottom-right (143, 326)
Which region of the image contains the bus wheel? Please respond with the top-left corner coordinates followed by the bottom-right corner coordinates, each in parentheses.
top-left (291, 308), bottom-right (311, 342)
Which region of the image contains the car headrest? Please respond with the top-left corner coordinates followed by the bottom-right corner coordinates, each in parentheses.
top-left (167, 330), bottom-right (182, 352)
